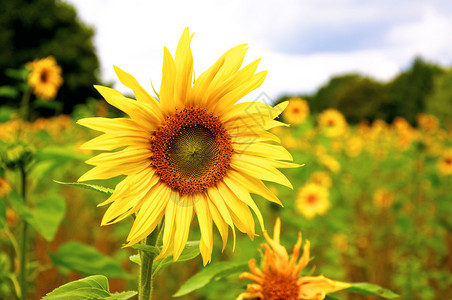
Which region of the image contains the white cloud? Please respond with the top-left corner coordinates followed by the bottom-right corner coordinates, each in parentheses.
top-left (65, 0), bottom-right (452, 103)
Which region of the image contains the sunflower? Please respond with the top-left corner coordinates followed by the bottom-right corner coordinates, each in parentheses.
top-left (78, 28), bottom-right (298, 264)
top-left (295, 183), bottom-right (330, 219)
top-left (437, 149), bottom-right (452, 176)
top-left (309, 171), bottom-right (332, 188)
top-left (318, 109), bottom-right (347, 137)
top-left (0, 177), bottom-right (12, 198)
top-left (237, 218), bottom-right (350, 300)
top-left (373, 189), bottom-right (395, 209)
top-left (283, 97), bottom-right (310, 125)
top-left (26, 56), bottom-right (63, 100)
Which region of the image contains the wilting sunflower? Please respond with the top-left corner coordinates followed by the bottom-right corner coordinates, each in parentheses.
top-left (295, 183), bottom-right (330, 219)
top-left (237, 218), bottom-right (350, 300)
top-left (78, 28), bottom-right (298, 264)
top-left (318, 109), bottom-right (347, 137)
top-left (283, 97), bottom-right (310, 125)
top-left (26, 56), bottom-right (63, 100)
top-left (437, 149), bottom-right (452, 176)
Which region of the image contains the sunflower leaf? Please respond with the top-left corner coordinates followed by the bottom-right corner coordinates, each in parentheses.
top-left (54, 180), bottom-right (114, 195)
top-left (130, 244), bottom-right (160, 256)
top-left (42, 275), bottom-right (137, 300)
top-left (50, 242), bottom-right (130, 279)
top-left (152, 241), bottom-right (200, 276)
top-left (345, 282), bottom-right (400, 298)
top-left (173, 261), bottom-right (248, 297)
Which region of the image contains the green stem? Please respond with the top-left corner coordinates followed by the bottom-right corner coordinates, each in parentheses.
top-left (18, 167), bottom-right (27, 300)
top-left (138, 228), bottom-right (160, 300)
top-left (20, 88), bottom-right (31, 122)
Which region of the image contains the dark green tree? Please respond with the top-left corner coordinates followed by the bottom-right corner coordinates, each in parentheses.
top-left (0, 0), bottom-right (100, 114)
top-left (385, 57), bottom-right (444, 124)
top-left (425, 68), bottom-right (452, 128)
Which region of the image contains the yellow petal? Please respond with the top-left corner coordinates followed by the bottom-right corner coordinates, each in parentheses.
top-left (174, 27), bottom-right (193, 108)
top-left (231, 154), bottom-right (293, 189)
top-left (207, 197), bottom-right (229, 251)
top-left (234, 142), bottom-right (293, 161)
top-left (112, 66), bottom-right (163, 120)
top-left (159, 47), bottom-right (177, 114)
top-left (173, 195), bottom-right (194, 261)
top-left (77, 117), bottom-right (145, 133)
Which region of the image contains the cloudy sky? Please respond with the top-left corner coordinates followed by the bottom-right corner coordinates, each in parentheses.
top-left (65, 0), bottom-right (452, 103)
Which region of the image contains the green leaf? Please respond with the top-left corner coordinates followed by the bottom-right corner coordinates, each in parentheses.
top-left (129, 254), bottom-right (140, 265)
top-left (7, 192), bottom-right (65, 241)
top-left (5, 68), bottom-right (28, 81)
top-left (50, 242), bottom-right (129, 279)
top-left (345, 282), bottom-right (400, 298)
top-left (35, 147), bottom-right (91, 162)
top-left (34, 99), bottom-right (63, 110)
top-left (173, 261), bottom-right (248, 297)
top-left (130, 244), bottom-right (160, 255)
top-left (152, 241), bottom-right (201, 276)
top-left (42, 275), bottom-right (137, 300)
top-left (33, 195), bottom-right (66, 241)
top-left (0, 86), bottom-right (19, 98)
top-left (54, 181), bottom-right (113, 196)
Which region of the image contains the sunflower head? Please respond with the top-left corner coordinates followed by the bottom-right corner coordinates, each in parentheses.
top-left (373, 189), bottom-right (395, 209)
top-left (26, 56), bottom-right (63, 100)
top-left (318, 109), bottom-right (347, 137)
top-left (283, 97), bottom-right (310, 125)
top-left (438, 149), bottom-right (452, 176)
top-left (77, 28), bottom-right (299, 264)
top-left (237, 218), bottom-right (350, 300)
top-left (295, 183), bottom-right (330, 219)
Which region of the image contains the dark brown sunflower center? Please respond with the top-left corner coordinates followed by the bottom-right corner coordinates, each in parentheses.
top-left (262, 273), bottom-right (300, 300)
top-left (151, 107), bottom-right (233, 194)
top-left (40, 69), bottom-right (49, 83)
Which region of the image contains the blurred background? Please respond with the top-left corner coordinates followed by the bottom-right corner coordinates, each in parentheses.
top-left (0, 0), bottom-right (451, 299)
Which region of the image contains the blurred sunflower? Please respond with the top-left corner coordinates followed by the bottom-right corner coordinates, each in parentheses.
top-left (0, 177), bottom-right (12, 198)
top-left (78, 28), bottom-right (298, 264)
top-left (283, 97), bottom-right (310, 125)
top-left (237, 218), bottom-right (350, 300)
top-left (26, 56), bottom-right (63, 100)
top-left (373, 189), bottom-right (395, 209)
top-left (437, 149), bottom-right (452, 176)
top-left (309, 171), bottom-right (332, 188)
top-left (295, 183), bottom-right (330, 219)
top-left (318, 109), bottom-right (347, 137)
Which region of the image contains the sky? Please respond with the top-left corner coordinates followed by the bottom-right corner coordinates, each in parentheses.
top-left (64, 0), bottom-right (452, 103)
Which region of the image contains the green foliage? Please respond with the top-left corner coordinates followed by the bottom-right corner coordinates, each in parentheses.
top-left (130, 241), bottom-right (202, 276)
top-left (281, 57), bottom-right (448, 124)
top-left (425, 67), bottom-right (452, 127)
top-left (385, 57), bottom-right (444, 123)
top-left (7, 191), bottom-right (65, 241)
top-left (50, 242), bottom-right (130, 279)
top-left (42, 275), bottom-right (137, 300)
top-left (54, 181), bottom-right (114, 196)
top-left (345, 282), bottom-right (400, 298)
top-left (173, 261), bottom-right (249, 297)
top-left (0, 0), bottom-right (101, 114)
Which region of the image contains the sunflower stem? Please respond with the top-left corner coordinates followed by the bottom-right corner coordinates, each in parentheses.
top-left (18, 166), bottom-right (28, 300)
top-left (20, 88), bottom-right (31, 122)
top-left (138, 228), bottom-right (160, 300)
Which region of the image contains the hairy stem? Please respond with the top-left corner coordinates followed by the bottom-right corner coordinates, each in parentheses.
top-left (138, 228), bottom-right (160, 300)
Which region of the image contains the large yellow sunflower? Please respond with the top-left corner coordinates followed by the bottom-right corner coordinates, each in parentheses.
top-left (26, 56), bottom-right (63, 100)
top-left (237, 218), bottom-right (350, 300)
top-left (78, 28), bottom-right (298, 264)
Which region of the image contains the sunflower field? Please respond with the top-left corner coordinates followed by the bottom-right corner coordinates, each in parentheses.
top-left (1, 3), bottom-right (452, 300)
